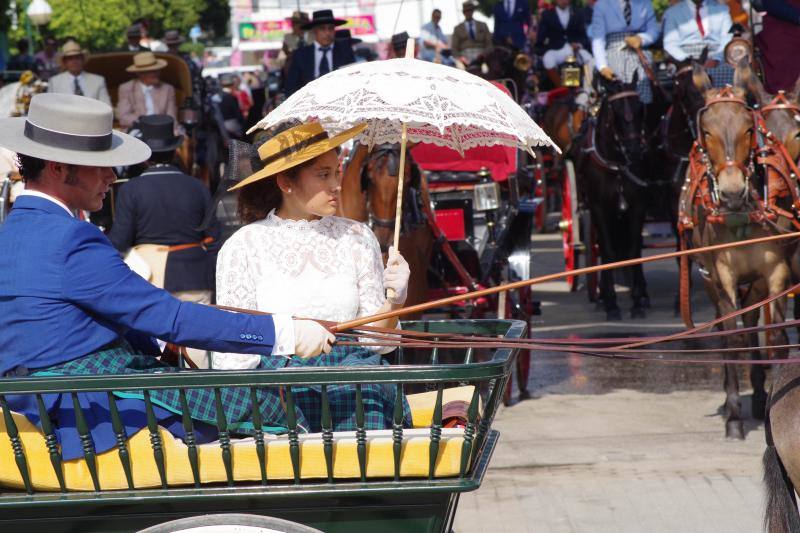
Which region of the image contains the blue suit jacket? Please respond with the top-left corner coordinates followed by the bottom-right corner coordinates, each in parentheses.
top-left (0, 195), bottom-right (281, 375)
top-left (284, 41), bottom-right (356, 96)
top-left (493, 0), bottom-right (531, 50)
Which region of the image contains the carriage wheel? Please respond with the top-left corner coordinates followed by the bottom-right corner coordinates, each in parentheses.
top-left (560, 160), bottom-right (580, 291)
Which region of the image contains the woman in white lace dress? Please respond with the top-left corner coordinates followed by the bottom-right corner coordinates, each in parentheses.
top-left (214, 121), bottom-right (412, 432)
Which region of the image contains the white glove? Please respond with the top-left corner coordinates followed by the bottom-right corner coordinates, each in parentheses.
top-left (292, 319), bottom-right (335, 359)
top-left (383, 246), bottom-right (410, 305)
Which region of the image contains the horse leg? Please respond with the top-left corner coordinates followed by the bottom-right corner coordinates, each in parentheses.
top-left (716, 270), bottom-right (745, 439)
top-left (593, 206), bottom-right (621, 320)
top-left (628, 204), bottom-right (648, 319)
top-left (759, 261), bottom-right (791, 420)
top-left (740, 289), bottom-right (767, 421)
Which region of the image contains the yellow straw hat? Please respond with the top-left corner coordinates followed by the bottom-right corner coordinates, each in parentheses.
top-left (228, 121), bottom-right (368, 191)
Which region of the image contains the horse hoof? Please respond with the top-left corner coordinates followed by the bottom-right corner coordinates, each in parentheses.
top-left (606, 308), bottom-right (622, 321)
top-left (752, 393), bottom-right (768, 421)
top-left (725, 420), bottom-right (745, 440)
top-left (519, 389), bottom-right (532, 401)
top-left (630, 307), bottom-right (647, 319)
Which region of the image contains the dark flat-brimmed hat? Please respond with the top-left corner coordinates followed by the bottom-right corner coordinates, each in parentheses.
top-left (126, 51), bottom-right (168, 73)
top-left (335, 29), bottom-right (362, 45)
top-left (0, 93), bottom-right (150, 166)
top-left (133, 114), bottom-right (183, 153)
top-left (301, 9), bottom-right (347, 30)
top-left (230, 122), bottom-right (367, 191)
top-left (391, 32), bottom-right (411, 51)
top-left (163, 30), bottom-right (184, 45)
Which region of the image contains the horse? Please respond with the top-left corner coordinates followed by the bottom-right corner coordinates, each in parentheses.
top-left (338, 143), bottom-right (434, 315)
top-left (678, 64), bottom-right (795, 440)
top-left (483, 45), bottom-right (528, 102)
top-left (570, 73), bottom-right (650, 320)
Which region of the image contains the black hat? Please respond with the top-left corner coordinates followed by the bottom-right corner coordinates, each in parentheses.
top-left (302, 9), bottom-right (347, 30)
top-left (219, 73), bottom-right (236, 87)
top-left (133, 114), bottom-right (183, 153)
top-left (391, 32), bottom-right (411, 52)
top-left (335, 29), bottom-right (362, 45)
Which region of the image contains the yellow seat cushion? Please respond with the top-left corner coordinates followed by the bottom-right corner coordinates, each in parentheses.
top-left (0, 386), bottom-right (476, 492)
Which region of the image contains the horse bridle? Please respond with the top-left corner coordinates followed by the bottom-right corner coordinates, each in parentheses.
top-left (761, 91), bottom-right (800, 118)
top-left (363, 145), bottom-right (401, 229)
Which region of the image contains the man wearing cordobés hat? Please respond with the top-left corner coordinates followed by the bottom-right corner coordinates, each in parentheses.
top-left (47, 40), bottom-right (111, 106)
top-left (116, 51), bottom-right (178, 130)
top-left (0, 94), bottom-right (335, 456)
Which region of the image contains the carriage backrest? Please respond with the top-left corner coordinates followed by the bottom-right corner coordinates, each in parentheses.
top-left (83, 52), bottom-right (192, 109)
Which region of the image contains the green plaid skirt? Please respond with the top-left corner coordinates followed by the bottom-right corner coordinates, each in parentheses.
top-left (40, 343), bottom-right (411, 435)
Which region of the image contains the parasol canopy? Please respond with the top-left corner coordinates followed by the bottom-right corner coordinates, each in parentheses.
top-left (250, 57), bottom-right (557, 155)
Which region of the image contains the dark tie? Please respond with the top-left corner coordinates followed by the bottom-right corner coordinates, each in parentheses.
top-left (319, 46), bottom-right (331, 77)
top-left (468, 21), bottom-right (476, 41)
top-left (695, 3), bottom-right (705, 36)
top-left (624, 0), bottom-right (632, 26)
top-left (73, 77), bottom-right (83, 96)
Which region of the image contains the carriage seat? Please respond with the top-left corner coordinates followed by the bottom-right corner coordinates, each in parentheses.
top-left (0, 386), bottom-right (478, 492)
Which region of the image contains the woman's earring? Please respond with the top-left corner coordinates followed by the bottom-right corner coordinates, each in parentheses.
top-left (287, 188), bottom-right (292, 193)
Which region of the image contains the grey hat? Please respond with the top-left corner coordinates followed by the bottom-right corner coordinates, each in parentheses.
top-left (0, 93), bottom-right (151, 166)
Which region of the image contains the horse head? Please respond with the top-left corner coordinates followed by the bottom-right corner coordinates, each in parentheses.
top-left (694, 63), bottom-right (755, 211)
top-left (671, 53), bottom-right (707, 138)
top-left (595, 72), bottom-right (647, 171)
top-left (362, 144), bottom-right (414, 251)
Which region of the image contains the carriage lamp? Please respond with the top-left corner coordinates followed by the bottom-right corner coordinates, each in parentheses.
top-left (473, 172), bottom-right (501, 212)
top-left (560, 56), bottom-right (582, 88)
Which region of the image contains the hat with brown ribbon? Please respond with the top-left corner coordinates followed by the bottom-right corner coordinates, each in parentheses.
top-left (228, 121), bottom-right (367, 191)
top-left (126, 51), bottom-right (168, 73)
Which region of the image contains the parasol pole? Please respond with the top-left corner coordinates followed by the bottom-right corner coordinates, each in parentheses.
top-left (387, 38), bottom-right (416, 301)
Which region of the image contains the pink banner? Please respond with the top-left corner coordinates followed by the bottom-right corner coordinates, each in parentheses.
top-left (238, 15), bottom-right (376, 42)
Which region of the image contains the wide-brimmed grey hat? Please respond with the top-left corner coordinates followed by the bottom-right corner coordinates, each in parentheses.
top-left (0, 93), bottom-right (151, 166)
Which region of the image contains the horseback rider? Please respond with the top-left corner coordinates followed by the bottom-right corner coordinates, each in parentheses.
top-left (662, 0), bottom-right (735, 87)
top-left (535, 0), bottom-right (593, 88)
top-left (590, 0), bottom-right (660, 102)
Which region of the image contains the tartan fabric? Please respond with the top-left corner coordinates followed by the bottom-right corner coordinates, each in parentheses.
top-left (605, 32), bottom-right (653, 104)
top-left (679, 43), bottom-right (735, 88)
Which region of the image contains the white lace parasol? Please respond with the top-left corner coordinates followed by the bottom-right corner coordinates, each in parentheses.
top-left (251, 58), bottom-right (557, 154)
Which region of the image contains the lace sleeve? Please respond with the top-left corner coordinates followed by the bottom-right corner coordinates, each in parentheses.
top-left (353, 223), bottom-right (386, 318)
top-left (213, 231), bottom-right (261, 369)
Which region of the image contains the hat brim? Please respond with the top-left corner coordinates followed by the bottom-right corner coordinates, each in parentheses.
top-left (146, 136), bottom-right (183, 153)
top-left (229, 122), bottom-right (367, 191)
top-left (301, 18), bottom-right (348, 30)
top-left (0, 117), bottom-right (152, 167)
top-left (126, 58), bottom-right (169, 72)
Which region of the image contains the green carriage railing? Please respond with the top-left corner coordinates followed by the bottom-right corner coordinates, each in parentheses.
top-left (0, 319), bottom-right (524, 499)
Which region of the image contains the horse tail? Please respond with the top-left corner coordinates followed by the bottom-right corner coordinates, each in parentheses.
top-left (763, 420), bottom-right (800, 533)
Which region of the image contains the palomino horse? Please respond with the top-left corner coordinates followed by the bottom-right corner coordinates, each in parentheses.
top-left (338, 143), bottom-right (434, 315)
top-left (570, 74), bottom-right (650, 320)
top-left (678, 65), bottom-right (794, 440)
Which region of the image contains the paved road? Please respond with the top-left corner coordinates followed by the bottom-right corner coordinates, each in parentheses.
top-left (454, 233), bottom-right (770, 533)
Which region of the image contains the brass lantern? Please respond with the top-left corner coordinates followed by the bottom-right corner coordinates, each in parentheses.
top-left (561, 56), bottom-right (582, 88)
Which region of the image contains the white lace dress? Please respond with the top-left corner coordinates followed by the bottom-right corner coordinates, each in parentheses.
top-left (213, 211), bottom-right (388, 369)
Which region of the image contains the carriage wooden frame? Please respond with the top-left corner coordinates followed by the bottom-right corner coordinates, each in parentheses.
top-left (0, 319), bottom-right (524, 533)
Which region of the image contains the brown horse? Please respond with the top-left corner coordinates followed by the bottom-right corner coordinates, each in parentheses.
top-left (679, 65), bottom-right (792, 440)
top-left (338, 143), bottom-right (434, 314)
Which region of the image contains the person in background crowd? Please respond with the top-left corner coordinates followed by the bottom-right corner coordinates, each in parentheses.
top-left (231, 74), bottom-right (253, 117)
top-left (756, 0), bottom-right (800, 93)
top-left (109, 115), bottom-right (219, 368)
top-left (116, 52), bottom-right (178, 130)
top-left (590, 0), bottom-right (659, 102)
top-left (389, 31), bottom-right (415, 58)
top-left (335, 29), bottom-right (364, 61)
top-left (452, 1), bottom-right (493, 69)
top-left (125, 24), bottom-right (149, 52)
top-left (662, 0), bottom-right (734, 87)
top-left (493, 0), bottom-right (531, 50)
top-left (218, 73), bottom-right (247, 139)
top-left (419, 9), bottom-right (454, 65)
top-left (283, 11), bottom-right (311, 57)
top-left (582, 0), bottom-right (596, 38)
top-left (285, 10), bottom-right (355, 96)
top-left (8, 39), bottom-right (36, 73)
top-left (536, 0), bottom-right (593, 87)
top-left (48, 41), bottom-right (111, 106)
top-left (164, 29), bottom-right (203, 108)
top-left (34, 37), bottom-right (60, 81)
top-left (135, 19), bottom-right (164, 52)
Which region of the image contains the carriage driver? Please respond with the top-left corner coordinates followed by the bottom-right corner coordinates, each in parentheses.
top-left (0, 93), bottom-right (335, 379)
top-left (590, 0), bottom-right (659, 102)
top-left (535, 0), bottom-right (593, 88)
top-left (116, 51), bottom-right (178, 130)
top-left (662, 0), bottom-right (735, 87)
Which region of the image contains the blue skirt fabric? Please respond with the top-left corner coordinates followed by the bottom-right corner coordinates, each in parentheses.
top-left (4, 342), bottom-right (411, 461)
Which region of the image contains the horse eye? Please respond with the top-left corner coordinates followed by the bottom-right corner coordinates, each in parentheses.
top-left (703, 131), bottom-right (712, 138)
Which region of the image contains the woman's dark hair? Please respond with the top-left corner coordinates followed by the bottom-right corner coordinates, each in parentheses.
top-left (16, 154), bottom-right (46, 182)
top-left (237, 161), bottom-right (311, 224)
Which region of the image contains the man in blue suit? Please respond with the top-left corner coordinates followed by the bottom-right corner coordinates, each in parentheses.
top-left (284, 9), bottom-right (356, 96)
top-left (0, 93), bottom-right (334, 377)
top-left (493, 0), bottom-right (531, 50)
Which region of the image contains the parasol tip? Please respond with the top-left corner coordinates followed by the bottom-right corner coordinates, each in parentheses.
top-left (404, 38), bottom-right (415, 59)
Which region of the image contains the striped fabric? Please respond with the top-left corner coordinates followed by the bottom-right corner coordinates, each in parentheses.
top-left (606, 32), bottom-right (653, 103)
top-left (679, 43), bottom-right (735, 88)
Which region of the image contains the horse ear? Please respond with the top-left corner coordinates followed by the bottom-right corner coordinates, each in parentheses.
top-left (734, 56), bottom-right (769, 106)
top-left (692, 61), bottom-right (712, 94)
top-left (792, 73), bottom-right (800, 103)
top-left (699, 46), bottom-right (709, 66)
top-left (631, 70), bottom-right (639, 89)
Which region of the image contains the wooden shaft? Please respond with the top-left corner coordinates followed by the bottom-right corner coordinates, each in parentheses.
top-left (333, 231), bottom-right (800, 332)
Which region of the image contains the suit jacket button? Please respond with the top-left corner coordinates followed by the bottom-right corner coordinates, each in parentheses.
top-left (240, 333), bottom-right (246, 339)
top-left (257, 335), bottom-right (264, 341)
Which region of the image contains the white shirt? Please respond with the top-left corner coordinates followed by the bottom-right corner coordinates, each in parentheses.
top-left (556, 6), bottom-right (571, 28)
top-left (213, 211), bottom-right (389, 369)
top-left (17, 189), bottom-right (73, 217)
top-left (139, 83), bottom-right (155, 115)
top-left (506, 0), bottom-right (515, 16)
top-left (313, 41), bottom-right (333, 79)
